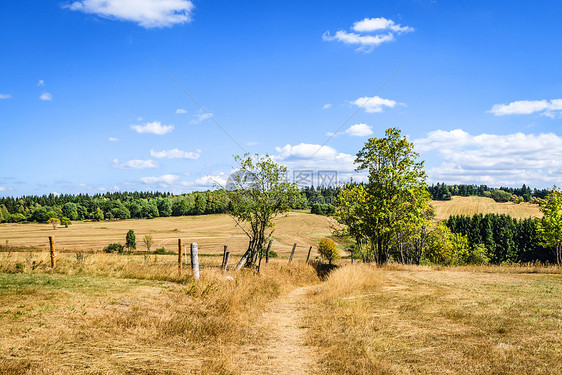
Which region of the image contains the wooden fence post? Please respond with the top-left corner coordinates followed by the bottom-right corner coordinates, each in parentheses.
top-left (223, 251), bottom-right (230, 271)
top-left (191, 243), bottom-right (200, 280)
top-left (221, 245), bottom-right (228, 269)
top-left (306, 246), bottom-right (312, 264)
top-left (178, 239), bottom-right (183, 277)
top-left (288, 243), bottom-right (297, 263)
top-left (265, 240), bottom-right (272, 263)
top-left (48, 236), bottom-right (56, 269)
top-left (235, 247), bottom-right (251, 271)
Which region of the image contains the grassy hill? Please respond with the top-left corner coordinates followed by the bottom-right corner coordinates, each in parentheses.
top-left (431, 195), bottom-right (542, 221)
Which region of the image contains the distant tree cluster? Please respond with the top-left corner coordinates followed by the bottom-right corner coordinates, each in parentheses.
top-left (445, 214), bottom-right (553, 263)
top-left (428, 183), bottom-right (549, 203)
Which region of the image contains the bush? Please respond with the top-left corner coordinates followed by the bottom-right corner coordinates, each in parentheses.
top-left (268, 249), bottom-right (278, 258)
top-left (125, 229), bottom-right (136, 251)
top-left (104, 243), bottom-right (124, 254)
top-left (152, 247), bottom-right (168, 255)
top-left (318, 238), bottom-right (340, 264)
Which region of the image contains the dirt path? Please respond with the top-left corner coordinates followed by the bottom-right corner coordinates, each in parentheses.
top-left (234, 285), bottom-right (320, 375)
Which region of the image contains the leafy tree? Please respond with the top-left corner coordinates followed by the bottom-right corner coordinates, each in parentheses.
top-left (62, 202), bottom-right (78, 220)
top-left (336, 128), bottom-right (431, 264)
top-left (47, 217), bottom-right (60, 229)
top-left (93, 207), bottom-right (104, 221)
top-left (60, 217), bottom-right (71, 228)
top-left (125, 229), bottom-right (136, 252)
top-left (172, 199), bottom-right (189, 216)
top-left (143, 234), bottom-right (154, 252)
top-left (156, 198), bottom-right (172, 217)
top-left (318, 238), bottom-right (340, 264)
top-left (228, 154), bottom-right (301, 268)
top-left (537, 188), bottom-right (562, 264)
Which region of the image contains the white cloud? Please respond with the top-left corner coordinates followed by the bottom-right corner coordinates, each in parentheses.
top-left (108, 137), bottom-right (118, 142)
top-left (415, 129), bottom-right (562, 187)
top-left (345, 123), bottom-right (373, 137)
top-left (175, 108), bottom-right (187, 114)
top-left (39, 92), bottom-right (53, 101)
top-left (130, 121), bottom-right (174, 135)
top-left (322, 103), bottom-right (332, 110)
top-left (246, 141), bottom-right (260, 146)
top-left (489, 99), bottom-right (562, 116)
top-left (112, 159), bottom-right (158, 169)
top-left (139, 174), bottom-right (180, 185)
top-left (351, 95), bottom-right (402, 113)
top-left (0, 94), bottom-right (11, 99)
top-left (0, 187), bottom-right (5, 192)
top-left (65, 0), bottom-right (194, 28)
top-left (37, 80), bottom-right (45, 86)
top-left (181, 173), bottom-right (228, 189)
top-left (190, 112), bottom-right (213, 124)
top-left (352, 17), bottom-right (414, 33)
top-left (323, 17), bottom-right (413, 52)
top-left (274, 143), bottom-right (356, 172)
top-left (150, 148), bottom-right (200, 159)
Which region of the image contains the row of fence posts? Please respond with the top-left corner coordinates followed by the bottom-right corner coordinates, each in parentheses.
top-left (44, 237), bottom-right (315, 278)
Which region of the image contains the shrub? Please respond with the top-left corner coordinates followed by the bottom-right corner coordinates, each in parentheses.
top-left (268, 249), bottom-right (279, 258)
top-left (125, 229), bottom-right (136, 251)
top-left (152, 247), bottom-right (167, 255)
top-left (318, 238), bottom-right (340, 264)
top-left (104, 243), bottom-right (124, 254)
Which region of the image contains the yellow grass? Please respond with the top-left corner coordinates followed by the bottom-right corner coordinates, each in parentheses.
top-left (0, 252), bottom-right (319, 374)
top-left (431, 195), bottom-right (542, 220)
top-left (308, 264), bottom-right (562, 374)
top-left (0, 211), bottom-right (338, 259)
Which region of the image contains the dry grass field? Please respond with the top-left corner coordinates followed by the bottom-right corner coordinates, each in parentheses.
top-left (0, 249), bottom-right (560, 374)
top-left (308, 264), bottom-right (562, 374)
top-left (0, 211), bottom-right (338, 258)
top-left (431, 196), bottom-right (542, 220)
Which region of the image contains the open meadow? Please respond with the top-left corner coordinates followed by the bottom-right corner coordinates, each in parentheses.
top-left (431, 196), bottom-right (542, 221)
top-left (0, 211), bottom-right (338, 259)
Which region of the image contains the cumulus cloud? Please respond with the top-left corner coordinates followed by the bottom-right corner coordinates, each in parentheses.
top-left (37, 80), bottom-right (45, 86)
top-left (190, 112), bottom-right (213, 124)
top-left (323, 17), bottom-right (413, 52)
top-left (112, 159), bottom-right (158, 169)
top-left (322, 103), bottom-right (332, 110)
top-left (108, 137), bottom-right (118, 142)
top-left (130, 121), bottom-right (174, 135)
top-left (139, 174), bottom-right (180, 185)
top-left (65, 0), bottom-right (194, 28)
top-left (488, 99), bottom-right (562, 117)
top-left (0, 187), bottom-right (6, 192)
top-left (352, 17), bottom-right (414, 33)
top-left (175, 108), bottom-right (187, 114)
top-left (274, 143), bottom-right (356, 172)
top-left (414, 129), bottom-right (562, 187)
top-left (181, 173), bottom-right (228, 189)
top-left (150, 148), bottom-right (200, 159)
top-left (0, 94), bottom-right (11, 99)
top-left (350, 95), bottom-right (402, 113)
top-left (39, 92), bottom-right (53, 101)
top-left (345, 123), bottom-right (373, 137)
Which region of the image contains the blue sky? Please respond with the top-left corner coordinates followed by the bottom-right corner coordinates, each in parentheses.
top-left (2, 0), bottom-right (562, 197)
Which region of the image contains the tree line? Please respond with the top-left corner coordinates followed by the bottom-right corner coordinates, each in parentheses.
top-left (428, 182), bottom-right (550, 202)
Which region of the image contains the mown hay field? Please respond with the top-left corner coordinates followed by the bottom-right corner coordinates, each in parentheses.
top-left (431, 196), bottom-right (542, 220)
top-left (0, 211), bottom-right (338, 259)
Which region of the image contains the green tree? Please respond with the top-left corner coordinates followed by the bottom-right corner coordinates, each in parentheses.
top-left (60, 217), bottom-right (72, 228)
top-left (318, 238), bottom-right (340, 265)
top-left (47, 217), bottom-right (60, 229)
top-left (143, 234), bottom-right (154, 252)
top-left (336, 128), bottom-right (431, 264)
top-left (62, 202), bottom-right (78, 220)
top-left (125, 229), bottom-right (136, 252)
top-left (228, 154), bottom-right (302, 268)
top-left (93, 207), bottom-right (104, 221)
top-left (537, 188), bottom-right (562, 265)
top-left (156, 198), bottom-right (172, 217)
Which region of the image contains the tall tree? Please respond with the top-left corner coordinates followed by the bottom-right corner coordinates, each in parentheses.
top-left (537, 187), bottom-right (562, 265)
top-left (228, 154), bottom-right (301, 268)
top-left (336, 128), bottom-right (431, 264)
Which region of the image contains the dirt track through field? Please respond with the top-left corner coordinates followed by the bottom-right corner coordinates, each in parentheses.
top-left (234, 285), bottom-right (320, 375)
